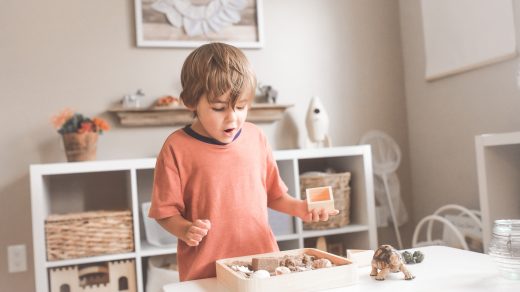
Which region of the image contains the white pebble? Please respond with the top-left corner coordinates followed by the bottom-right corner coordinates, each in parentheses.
top-left (251, 270), bottom-right (271, 279)
top-left (275, 266), bottom-right (291, 275)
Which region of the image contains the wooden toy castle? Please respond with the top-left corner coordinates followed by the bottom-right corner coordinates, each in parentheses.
top-left (49, 259), bottom-right (136, 292)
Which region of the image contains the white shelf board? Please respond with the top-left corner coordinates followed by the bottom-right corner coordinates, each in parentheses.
top-left (301, 224), bottom-right (369, 238)
top-left (45, 252), bottom-right (136, 268)
top-left (274, 145), bottom-right (370, 160)
top-left (274, 234), bottom-right (300, 241)
top-left (31, 158), bottom-right (156, 175)
top-left (476, 131), bottom-right (520, 146)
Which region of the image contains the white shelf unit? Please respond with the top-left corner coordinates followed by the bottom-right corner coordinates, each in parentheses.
top-left (475, 131), bottom-right (520, 251)
top-left (30, 146), bottom-right (377, 292)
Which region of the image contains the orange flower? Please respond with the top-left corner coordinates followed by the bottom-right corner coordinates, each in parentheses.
top-left (93, 117), bottom-right (110, 132)
top-left (51, 108), bottom-right (74, 129)
top-left (78, 122), bottom-right (93, 134)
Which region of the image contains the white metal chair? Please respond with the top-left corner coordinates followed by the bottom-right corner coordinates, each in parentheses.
top-left (412, 204), bottom-right (482, 251)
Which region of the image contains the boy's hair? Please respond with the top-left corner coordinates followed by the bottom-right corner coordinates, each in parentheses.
top-left (180, 42), bottom-right (256, 109)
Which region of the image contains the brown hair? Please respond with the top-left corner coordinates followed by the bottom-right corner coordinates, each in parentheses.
top-left (180, 42), bottom-right (256, 109)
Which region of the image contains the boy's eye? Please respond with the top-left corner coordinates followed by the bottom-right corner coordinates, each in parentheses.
top-left (212, 107), bottom-right (225, 112)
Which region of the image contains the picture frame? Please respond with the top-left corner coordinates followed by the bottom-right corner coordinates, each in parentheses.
top-left (134, 0), bottom-right (264, 49)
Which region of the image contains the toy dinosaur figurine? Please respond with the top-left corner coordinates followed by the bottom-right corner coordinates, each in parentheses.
top-left (370, 244), bottom-right (415, 280)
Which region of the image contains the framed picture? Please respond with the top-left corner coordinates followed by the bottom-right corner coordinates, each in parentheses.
top-left (134, 0), bottom-right (264, 48)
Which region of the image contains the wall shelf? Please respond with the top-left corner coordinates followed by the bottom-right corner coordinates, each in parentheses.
top-left (108, 103), bottom-right (293, 126)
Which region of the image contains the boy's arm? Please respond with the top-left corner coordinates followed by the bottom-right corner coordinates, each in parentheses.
top-left (267, 193), bottom-right (339, 222)
top-left (157, 214), bottom-right (211, 246)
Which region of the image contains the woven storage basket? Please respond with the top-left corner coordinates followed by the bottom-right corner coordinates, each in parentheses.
top-left (300, 172), bottom-right (351, 230)
top-left (45, 210), bottom-right (134, 261)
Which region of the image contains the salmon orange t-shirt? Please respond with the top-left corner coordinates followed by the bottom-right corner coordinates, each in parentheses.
top-left (149, 122), bottom-right (288, 281)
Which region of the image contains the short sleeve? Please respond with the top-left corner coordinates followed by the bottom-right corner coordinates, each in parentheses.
top-left (264, 135), bottom-right (288, 203)
top-left (148, 142), bottom-right (185, 219)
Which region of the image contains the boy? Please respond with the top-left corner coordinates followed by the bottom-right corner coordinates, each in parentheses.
top-left (149, 42), bottom-right (338, 281)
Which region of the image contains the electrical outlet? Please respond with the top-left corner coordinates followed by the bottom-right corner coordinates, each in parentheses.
top-left (7, 244), bottom-right (27, 273)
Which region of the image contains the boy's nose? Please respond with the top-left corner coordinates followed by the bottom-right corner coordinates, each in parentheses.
top-left (224, 108), bottom-right (237, 121)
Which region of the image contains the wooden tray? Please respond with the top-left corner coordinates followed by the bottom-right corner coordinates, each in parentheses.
top-left (216, 248), bottom-right (358, 292)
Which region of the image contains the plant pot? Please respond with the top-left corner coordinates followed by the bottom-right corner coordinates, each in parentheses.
top-left (62, 132), bottom-right (98, 162)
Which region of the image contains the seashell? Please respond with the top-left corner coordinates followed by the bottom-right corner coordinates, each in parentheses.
top-left (313, 258), bottom-right (332, 269)
top-left (275, 266), bottom-right (291, 275)
top-left (231, 265), bottom-right (251, 274)
top-left (251, 270), bottom-right (271, 279)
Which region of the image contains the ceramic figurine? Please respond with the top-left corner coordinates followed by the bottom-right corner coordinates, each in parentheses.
top-left (256, 84), bottom-right (278, 103)
top-left (305, 96), bottom-right (331, 148)
top-left (370, 244), bottom-right (414, 280)
top-left (122, 89), bottom-right (145, 108)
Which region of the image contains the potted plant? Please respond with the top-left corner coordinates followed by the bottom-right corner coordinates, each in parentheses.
top-left (52, 108), bottom-right (110, 162)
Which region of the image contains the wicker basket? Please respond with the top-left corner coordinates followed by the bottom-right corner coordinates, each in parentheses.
top-left (45, 210), bottom-right (134, 261)
top-left (300, 172), bottom-right (351, 230)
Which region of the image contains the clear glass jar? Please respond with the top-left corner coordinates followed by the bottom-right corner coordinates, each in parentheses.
top-left (488, 219), bottom-right (520, 280)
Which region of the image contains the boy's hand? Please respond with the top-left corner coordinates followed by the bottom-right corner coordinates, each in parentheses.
top-left (299, 200), bottom-right (339, 222)
top-left (183, 219), bottom-right (211, 246)
top-left (302, 208), bottom-right (340, 222)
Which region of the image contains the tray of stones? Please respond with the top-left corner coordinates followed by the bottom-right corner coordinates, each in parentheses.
top-left (216, 248), bottom-right (358, 292)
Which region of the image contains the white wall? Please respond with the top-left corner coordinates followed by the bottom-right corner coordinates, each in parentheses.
top-left (0, 1), bottom-right (409, 290)
top-left (399, 0), bottom-right (520, 237)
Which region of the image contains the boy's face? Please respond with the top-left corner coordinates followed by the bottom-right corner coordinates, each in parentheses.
top-left (189, 91), bottom-right (250, 144)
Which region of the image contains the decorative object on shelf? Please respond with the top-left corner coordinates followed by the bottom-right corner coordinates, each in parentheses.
top-left (122, 89), bottom-right (146, 108)
top-left (316, 236), bottom-right (327, 252)
top-left (488, 219), bottom-right (520, 280)
top-left (142, 202), bottom-right (177, 247)
top-left (256, 83), bottom-right (278, 103)
top-left (327, 242), bottom-right (344, 256)
top-left (305, 96), bottom-right (331, 148)
top-left (51, 108), bottom-right (110, 162)
top-left (108, 103), bottom-right (293, 126)
top-left (49, 259), bottom-right (136, 292)
top-left (370, 245), bottom-right (415, 281)
top-left (360, 130), bottom-right (405, 249)
top-left (155, 95), bottom-right (181, 107)
top-left (300, 171), bottom-right (351, 230)
top-left (45, 210), bottom-right (134, 261)
top-left (146, 255), bottom-right (179, 292)
top-left (134, 0), bottom-right (264, 48)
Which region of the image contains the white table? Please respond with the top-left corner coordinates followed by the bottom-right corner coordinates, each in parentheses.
top-left (162, 246), bottom-right (520, 292)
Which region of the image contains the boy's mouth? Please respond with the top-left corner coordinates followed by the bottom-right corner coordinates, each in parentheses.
top-left (224, 128), bottom-right (234, 133)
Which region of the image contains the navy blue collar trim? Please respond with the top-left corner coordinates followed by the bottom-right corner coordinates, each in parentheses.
top-left (183, 125), bottom-right (242, 145)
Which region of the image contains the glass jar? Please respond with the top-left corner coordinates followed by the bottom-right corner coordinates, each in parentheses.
top-left (488, 219), bottom-right (520, 280)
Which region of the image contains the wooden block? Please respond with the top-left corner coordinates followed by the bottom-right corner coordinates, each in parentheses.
top-left (252, 257), bottom-right (279, 273)
top-left (306, 186), bottom-right (335, 212)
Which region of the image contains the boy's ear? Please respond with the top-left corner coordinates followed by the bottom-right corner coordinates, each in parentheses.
top-left (185, 103), bottom-right (196, 112)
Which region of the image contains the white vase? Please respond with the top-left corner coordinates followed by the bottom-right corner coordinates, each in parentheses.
top-left (305, 96), bottom-right (330, 144)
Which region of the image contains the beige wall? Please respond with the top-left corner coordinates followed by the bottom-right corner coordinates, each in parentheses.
top-left (399, 0), bottom-right (520, 238)
top-left (0, 0), bottom-right (409, 290)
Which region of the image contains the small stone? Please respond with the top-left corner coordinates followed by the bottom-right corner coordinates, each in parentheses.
top-left (251, 270), bottom-right (271, 279)
top-left (313, 258), bottom-right (332, 269)
top-left (401, 251), bottom-right (414, 264)
top-left (275, 266), bottom-right (291, 275)
top-left (413, 250), bottom-right (424, 263)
